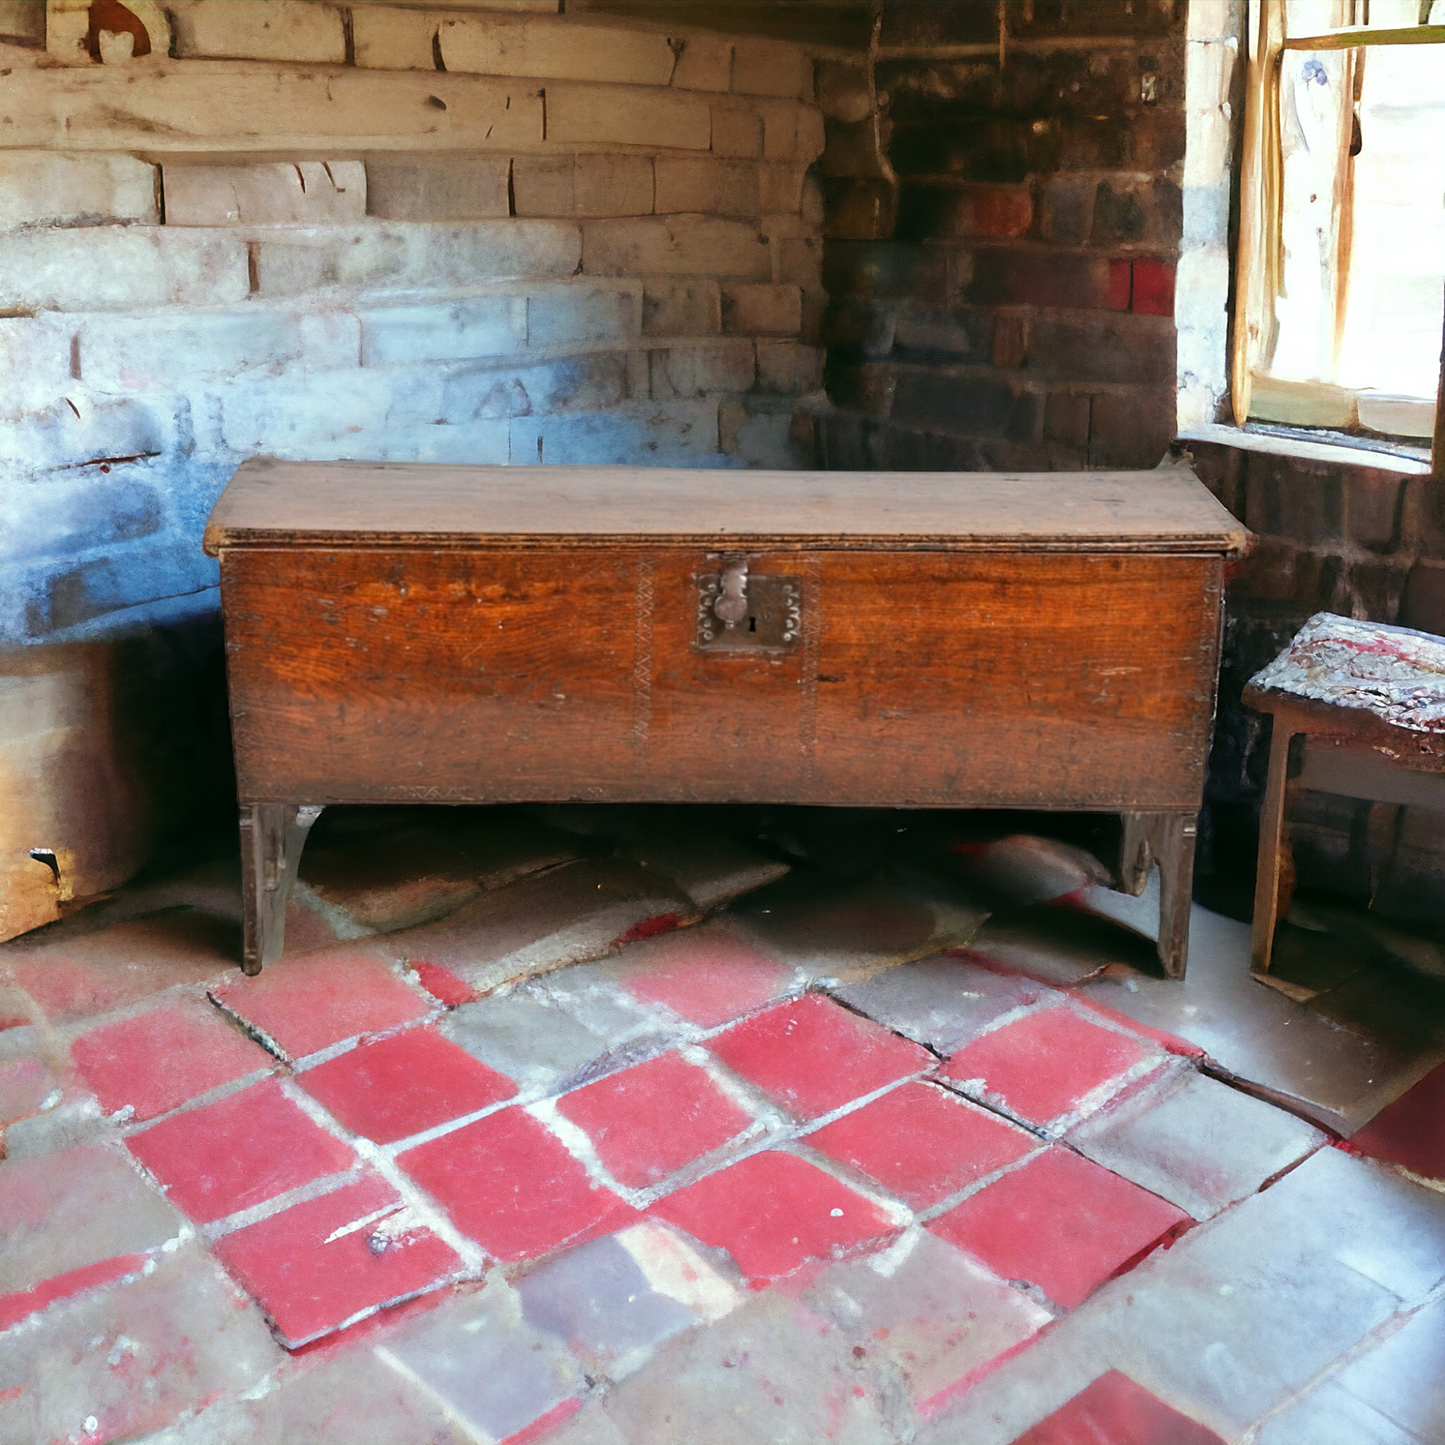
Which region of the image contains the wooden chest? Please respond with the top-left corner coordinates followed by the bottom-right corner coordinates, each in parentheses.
top-left (204, 459), bottom-right (1247, 976)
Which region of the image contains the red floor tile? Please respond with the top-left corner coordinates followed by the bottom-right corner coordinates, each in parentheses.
top-left (927, 1147), bottom-right (1188, 1309)
top-left (707, 994), bottom-right (933, 1121)
top-left (649, 1149), bottom-right (901, 1284)
top-left (298, 1027), bottom-right (517, 1146)
top-left (941, 1005), bottom-right (1155, 1126)
top-left (215, 1173), bottom-right (462, 1348)
top-left (556, 1052), bottom-right (756, 1188)
top-left (1013, 1369), bottom-right (1226, 1444)
top-left (70, 999), bottom-right (271, 1122)
top-left (409, 961), bottom-right (477, 1009)
top-left (1347, 1060), bottom-right (1445, 1183)
top-left (211, 949), bottom-right (432, 1061)
top-left (397, 1106), bottom-right (634, 1263)
top-left (807, 1080), bottom-right (1039, 1209)
top-left (618, 928), bottom-right (795, 1028)
top-left (127, 1079), bottom-right (356, 1224)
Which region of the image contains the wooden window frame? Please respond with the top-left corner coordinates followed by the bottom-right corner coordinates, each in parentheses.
top-left (1232, 4), bottom-right (1445, 477)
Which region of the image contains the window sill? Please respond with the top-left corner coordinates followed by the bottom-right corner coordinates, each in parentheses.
top-left (1178, 422), bottom-right (1432, 477)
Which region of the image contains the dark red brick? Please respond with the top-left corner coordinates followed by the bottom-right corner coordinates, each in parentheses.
top-left (649, 1150), bottom-right (900, 1283)
top-left (396, 1106), bottom-right (633, 1263)
top-left (965, 249), bottom-right (1132, 311)
top-left (1025, 313), bottom-right (1176, 385)
top-left (1044, 390), bottom-right (1092, 446)
top-left (928, 1147), bottom-right (1188, 1309)
top-left (1091, 179), bottom-right (1181, 247)
top-left (898, 183), bottom-right (1033, 242)
top-left (880, 1), bottom-right (999, 48)
top-left (298, 1026), bottom-right (516, 1146)
top-left (1131, 258), bottom-right (1176, 316)
top-left (556, 1052), bottom-right (755, 1189)
top-left (1014, 1369), bottom-right (1225, 1444)
top-left (1088, 387), bottom-right (1177, 468)
top-left (409, 961), bottom-right (476, 1009)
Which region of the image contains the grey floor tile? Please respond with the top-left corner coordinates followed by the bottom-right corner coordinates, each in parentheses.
top-left (1068, 1069), bottom-right (1326, 1220)
top-left (442, 989), bottom-right (613, 1095)
top-left (830, 954), bottom-right (1047, 1056)
top-left (1252, 1380), bottom-right (1421, 1445)
top-left (1331, 1298), bottom-right (1445, 1441)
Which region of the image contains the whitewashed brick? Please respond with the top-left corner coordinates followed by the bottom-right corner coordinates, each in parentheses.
top-left (583, 216), bottom-right (770, 279)
top-left (759, 163), bottom-right (805, 213)
top-left (254, 220), bottom-right (580, 296)
top-left (359, 297), bottom-right (526, 364)
top-left (722, 283), bottom-right (802, 337)
top-left (366, 156), bottom-right (509, 220)
top-left (0, 65), bottom-right (544, 153)
top-left (512, 155), bottom-right (654, 218)
top-left (731, 38), bottom-right (811, 100)
top-left (163, 162), bottom-right (365, 227)
top-left (438, 14), bottom-right (673, 84)
top-left (78, 311), bottom-right (308, 389)
top-left (443, 352), bottom-right (632, 420)
top-left (1, 469), bottom-right (162, 565)
top-left (0, 392), bottom-right (173, 472)
top-left (527, 283), bottom-right (641, 348)
top-left (373, 420), bottom-right (511, 464)
top-left (510, 397), bottom-right (719, 465)
top-left (670, 33), bottom-right (732, 92)
top-left (0, 315), bottom-right (74, 417)
top-left (654, 158), bottom-right (758, 217)
top-left (0, 153), bottom-right (157, 230)
top-left (0, 228), bottom-right (248, 311)
top-left (649, 340), bottom-right (754, 398)
top-left (219, 368), bottom-right (440, 456)
top-left (710, 101), bottom-right (763, 159)
top-left (169, 1), bottom-right (345, 62)
top-left (642, 280), bottom-right (720, 336)
top-left (755, 340), bottom-right (822, 394)
top-left (547, 83), bottom-right (710, 150)
top-left (351, 5), bottom-right (436, 69)
top-left (44, 0), bottom-right (88, 63)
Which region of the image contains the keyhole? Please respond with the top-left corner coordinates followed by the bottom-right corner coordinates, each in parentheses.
top-left (748, 616), bottom-right (757, 633)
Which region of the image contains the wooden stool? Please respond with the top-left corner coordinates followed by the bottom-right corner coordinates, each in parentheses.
top-left (1244, 612), bottom-right (1445, 979)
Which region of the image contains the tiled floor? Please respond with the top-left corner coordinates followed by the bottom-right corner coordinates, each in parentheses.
top-left (2, 805), bottom-right (1444, 1444)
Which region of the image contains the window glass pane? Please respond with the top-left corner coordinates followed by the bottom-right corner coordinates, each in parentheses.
top-left (1335, 42), bottom-right (1445, 401)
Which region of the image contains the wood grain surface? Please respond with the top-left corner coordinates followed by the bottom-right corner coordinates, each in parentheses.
top-left (221, 546), bottom-right (1224, 809)
top-left (204, 459), bottom-right (1249, 556)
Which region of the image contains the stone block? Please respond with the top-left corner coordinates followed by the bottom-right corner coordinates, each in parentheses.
top-left (0, 228), bottom-right (248, 311)
top-left (815, 60), bottom-right (871, 124)
top-left (584, 215), bottom-right (770, 279)
top-left (754, 340), bottom-right (824, 394)
top-left (0, 392), bottom-right (171, 474)
top-left (1254, 1381), bottom-right (1420, 1445)
top-left (773, 234), bottom-right (822, 289)
top-left (350, 3), bottom-right (436, 69)
top-left (512, 397), bottom-right (720, 465)
top-left (438, 13), bottom-right (673, 84)
top-left (366, 155), bottom-right (509, 220)
top-left (163, 161), bottom-right (364, 226)
top-left (169, 0), bottom-right (345, 62)
top-left (444, 352), bottom-right (632, 420)
top-left (0, 1244), bottom-right (282, 1444)
top-left (642, 279), bottom-right (721, 336)
top-left (218, 368), bottom-right (412, 457)
top-left (721, 282), bottom-right (801, 336)
top-left (77, 310), bottom-right (311, 390)
top-left (0, 1), bottom-right (44, 46)
top-left (0, 152), bottom-right (156, 230)
top-left (731, 37), bottom-right (811, 100)
top-left (654, 157), bottom-right (759, 216)
top-left (511, 153), bottom-right (654, 218)
top-left (755, 97), bottom-right (825, 162)
top-left (670, 31), bottom-right (732, 91)
top-left (710, 99), bottom-right (764, 158)
top-left (253, 220), bottom-right (580, 296)
top-left (547, 83), bottom-right (711, 150)
top-left (759, 162), bottom-right (806, 212)
top-left (650, 340), bottom-right (755, 398)
top-left (527, 282), bottom-right (641, 348)
top-left (360, 296), bottom-right (525, 365)
top-left (0, 313), bottom-right (74, 416)
top-left (1045, 390), bottom-right (1092, 446)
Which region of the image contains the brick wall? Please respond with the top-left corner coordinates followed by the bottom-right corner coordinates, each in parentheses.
top-left (0, 0), bottom-right (830, 937)
top-left (814, 0), bottom-right (1187, 472)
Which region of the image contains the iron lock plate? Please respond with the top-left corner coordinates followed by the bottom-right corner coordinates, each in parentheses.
top-left (695, 560), bottom-right (801, 653)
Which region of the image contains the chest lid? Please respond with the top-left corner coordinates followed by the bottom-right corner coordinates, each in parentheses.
top-left (203, 458), bottom-right (1248, 556)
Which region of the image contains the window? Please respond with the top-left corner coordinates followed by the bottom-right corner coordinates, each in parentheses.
top-left (1234, 0), bottom-right (1445, 450)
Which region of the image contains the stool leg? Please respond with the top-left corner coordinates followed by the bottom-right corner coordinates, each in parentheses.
top-left (1119, 812), bottom-right (1152, 897)
top-left (1251, 726), bottom-right (1294, 977)
top-left (1147, 812), bottom-right (1197, 981)
top-left (239, 804), bottom-right (323, 975)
